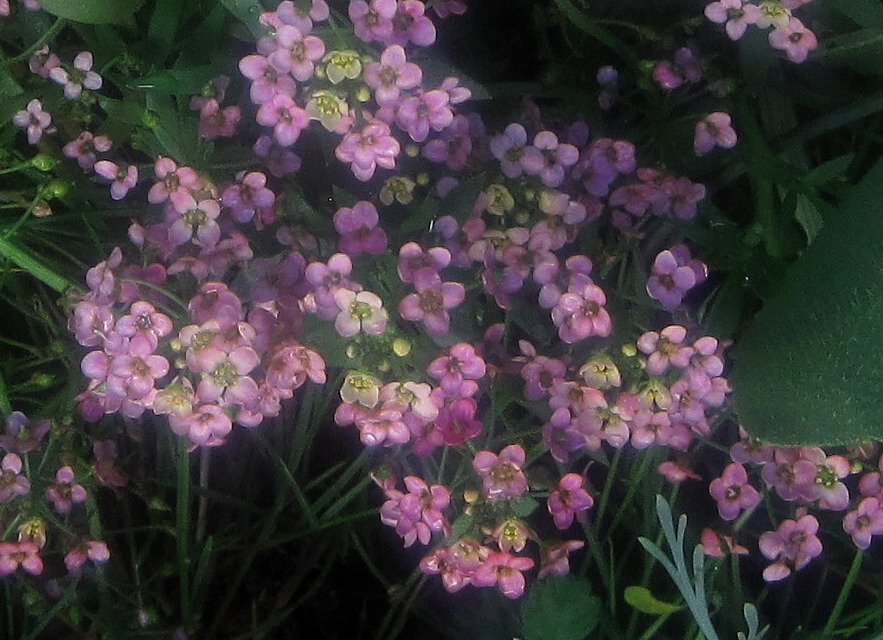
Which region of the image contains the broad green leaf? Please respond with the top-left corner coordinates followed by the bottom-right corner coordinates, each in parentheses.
top-left (522, 575), bottom-right (600, 640)
top-left (623, 586), bottom-right (681, 615)
top-left (731, 158), bottom-right (883, 445)
top-left (38, 0), bottom-right (145, 24)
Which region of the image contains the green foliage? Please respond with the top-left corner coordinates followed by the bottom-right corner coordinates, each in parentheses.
top-left (732, 157), bottom-right (883, 444)
top-left (521, 575), bottom-right (601, 640)
top-left (38, 0), bottom-right (146, 25)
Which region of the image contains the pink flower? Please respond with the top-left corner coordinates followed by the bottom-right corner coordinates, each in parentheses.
top-left (700, 528), bottom-right (749, 557)
top-left (843, 497), bottom-right (883, 550)
top-left (704, 0), bottom-right (762, 40)
top-left (709, 463), bottom-right (760, 521)
top-left (0, 541), bottom-right (43, 576)
top-left (473, 444), bottom-right (528, 501)
top-left (396, 89), bottom-right (453, 143)
top-left (550, 283), bottom-right (613, 343)
top-left (472, 551), bottom-right (534, 598)
top-left (94, 160), bottom-right (139, 200)
top-left (379, 475), bottom-right (450, 547)
top-left (334, 201), bottom-right (388, 255)
top-left (387, 0), bottom-right (436, 46)
top-left (768, 17), bottom-right (818, 64)
top-left (364, 44), bottom-right (422, 106)
top-left (267, 25), bottom-right (326, 81)
top-left (548, 473), bottom-right (594, 529)
top-left (694, 112), bottom-right (737, 155)
top-left (335, 117), bottom-right (401, 181)
top-left (759, 514), bottom-right (823, 581)
top-left (333, 289), bottom-right (388, 337)
top-left (255, 93), bottom-right (309, 147)
top-left (64, 540), bottom-right (110, 571)
top-left (427, 342), bottom-right (486, 395)
top-left (63, 131), bottom-right (112, 170)
top-left (49, 51), bottom-right (102, 99)
top-left (646, 245), bottom-right (707, 310)
top-left (13, 98), bottom-right (53, 144)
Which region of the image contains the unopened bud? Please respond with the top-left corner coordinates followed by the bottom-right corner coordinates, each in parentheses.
top-left (31, 153), bottom-right (58, 171)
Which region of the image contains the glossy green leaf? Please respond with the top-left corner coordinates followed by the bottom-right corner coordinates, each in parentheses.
top-left (623, 586), bottom-right (681, 615)
top-left (732, 158), bottom-right (883, 445)
top-left (38, 0), bottom-right (145, 24)
top-left (522, 576), bottom-right (600, 640)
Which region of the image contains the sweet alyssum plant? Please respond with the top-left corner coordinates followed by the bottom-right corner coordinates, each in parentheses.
top-left (0, 0), bottom-right (882, 638)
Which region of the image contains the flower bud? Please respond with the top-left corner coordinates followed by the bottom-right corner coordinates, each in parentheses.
top-left (31, 153), bottom-right (58, 171)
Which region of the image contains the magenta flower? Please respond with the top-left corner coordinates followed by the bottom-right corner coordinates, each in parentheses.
top-left (759, 514), bottom-right (823, 582)
top-left (709, 463), bottom-right (760, 521)
top-left (13, 98), bottom-right (53, 144)
top-left (397, 242), bottom-right (451, 283)
top-left (520, 130), bottom-right (580, 188)
top-left (652, 47), bottom-right (703, 90)
top-left (435, 397), bottom-right (482, 445)
top-left (700, 528), bottom-right (749, 558)
top-left (196, 99), bottom-right (241, 139)
top-left (538, 540), bottom-right (585, 578)
top-left (472, 550), bottom-right (534, 599)
top-left (548, 473), bottom-right (595, 529)
top-left (769, 17), bottom-right (818, 64)
top-left (694, 112), bottom-right (737, 155)
top-left (364, 44), bottom-right (422, 106)
top-left (704, 0), bottom-right (762, 40)
top-left (114, 300), bottom-right (174, 352)
top-left (335, 118), bottom-right (401, 181)
top-left (419, 540), bottom-right (488, 593)
top-left (94, 160), bottom-right (139, 200)
top-left (221, 171), bottom-right (276, 224)
top-left (473, 444), bottom-right (528, 501)
top-left (49, 51), bottom-right (102, 99)
top-left (387, 0), bottom-right (436, 47)
top-left (350, 0), bottom-right (396, 43)
top-left (45, 466), bottom-right (88, 515)
top-left (637, 325), bottom-right (694, 375)
top-left (490, 123), bottom-right (529, 178)
top-left (169, 403), bottom-right (233, 448)
top-left (239, 54), bottom-right (298, 104)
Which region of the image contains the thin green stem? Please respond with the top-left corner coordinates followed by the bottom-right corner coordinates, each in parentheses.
top-left (176, 438), bottom-right (193, 631)
top-left (823, 547), bottom-right (863, 636)
top-left (0, 17), bottom-right (67, 67)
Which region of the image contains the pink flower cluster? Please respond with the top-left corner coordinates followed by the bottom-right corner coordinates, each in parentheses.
top-left (238, 1), bottom-right (471, 182)
top-left (704, 0), bottom-right (818, 63)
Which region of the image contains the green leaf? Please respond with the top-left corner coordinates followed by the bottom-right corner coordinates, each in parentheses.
top-left (732, 157), bottom-right (883, 444)
top-left (218, 0), bottom-right (264, 37)
top-left (793, 195), bottom-right (825, 243)
top-left (38, 0), bottom-right (145, 24)
top-left (623, 586), bottom-right (681, 615)
top-left (521, 575), bottom-right (600, 640)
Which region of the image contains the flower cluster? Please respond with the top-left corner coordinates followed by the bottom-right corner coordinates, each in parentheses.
top-left (704, 0), bottom-right (819, 63)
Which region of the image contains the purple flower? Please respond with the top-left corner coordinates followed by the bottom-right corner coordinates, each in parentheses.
top-left (13, 98), bottom-right (53, 144)
top-left (45, 466), bottom-right (88, 515)
top-left (221, 171), bottom-right (275, 224)
top-left (387, 0), bottom-right (436, 47)
top-left (472, 551), bottom-right (534, 599)
top-left (0, 411), bottom-right (50, 453)
top-left (646, 245), bottom-right (707, 310)
top-left (396, 89), bottom-right (454, 143)
top-left (694, 112), bottom-right (737, 155)
top-left (334, 201), bottom-right (388, 255)
top-left (379, 475), bottom-right (450, 547)
top-left (0, 453), bottom-right (30, 501)
top-left (64, 540), bottom-right (110, 572)
top-left (350, 0), bottom-right (395, 43)
top-left (63, 131), bottom-right (112, 170)
top-left (427, 343), bottom-right (486, 395)
top-left (490, 123), bottom-right (528, 178)
top-left (550, 283), bottom-right (613, 343)
top-left (398, 267), bottom-right (465, 335)
top-left (0, 541), bottom-right (43, 576)
top-left (709, 463), bottom-right (760, 521)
